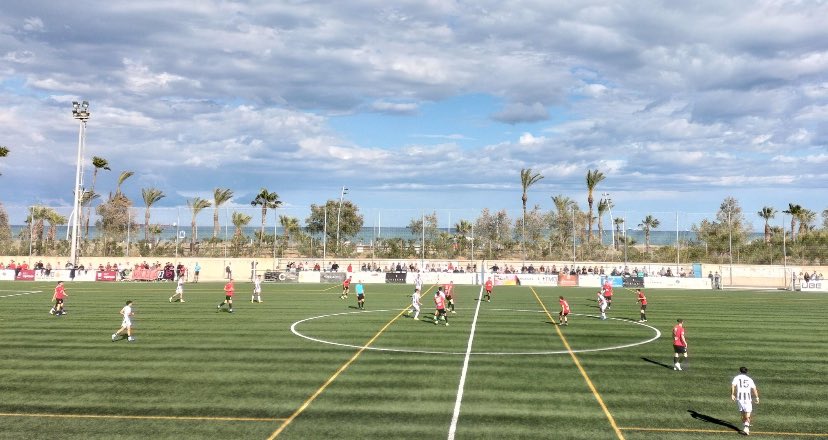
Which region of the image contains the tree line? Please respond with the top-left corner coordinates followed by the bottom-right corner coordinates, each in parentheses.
top-left (0, 154), bottom-right (826, 264)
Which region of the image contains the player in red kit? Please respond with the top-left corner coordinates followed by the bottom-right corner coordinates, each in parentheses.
top-left (50, 281), bottom-right (68, 316)
top-left (218, 278), bottom-right (235, 313)
top-left (602, 280), bottom-right (614, 309)
top-left (444, 281), bottom-right (456, 313)
top-left (672, 319), bottom-right (687, 370)
top-left (340, 276), bottom-right (352, 299)
top-left (558, 296), bottom-right (570, 326)
top-left (484, 277), bottom-right (493, 302)
top-left (636, 289), bottom-right (647, 322)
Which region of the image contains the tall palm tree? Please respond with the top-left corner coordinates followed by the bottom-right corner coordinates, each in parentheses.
top-left (141, 187), bottom-right (166, 241)
top-left (585, 169), bottom-right (605, 243)
top-left (757, 206), bottom-right (776, 244)
top-left (81, 190), bottom-right (100, 240)
top-left (85, 156), bottom-right (110, 238)
top-left (597, 198), bottom-right (612, 245)
top-left (613, 217), bottom-right (624, 250)
top-left (520, 168), bottom-right (544, 257)
top-left (115, 171), bottom-right (134, 196)
top-left (212, 188), bottom-right (234, 238)
top-left (783, 203), bottom-right (802, 241)
top-left (250, 188), bottom-right (282, 243)
top-left (231, 211), bottom-right (252, 239)
top-left (638, 214), bottom-right (660, 253)
top-left (187, 197), bottom-right (211, 247)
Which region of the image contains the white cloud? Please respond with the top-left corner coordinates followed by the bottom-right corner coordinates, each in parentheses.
top-left (22, 17), bottom-right (44, 32)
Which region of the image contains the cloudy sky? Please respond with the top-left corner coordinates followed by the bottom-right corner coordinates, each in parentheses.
top-left (1, 1), bottom-right (826, 229)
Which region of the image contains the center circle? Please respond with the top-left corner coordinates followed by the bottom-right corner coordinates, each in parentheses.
top-left (291, 309), bottom-right (662, 356)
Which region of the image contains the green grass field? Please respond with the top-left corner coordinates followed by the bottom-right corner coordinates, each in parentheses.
top-left (0, 280), bottom-right (826, 440)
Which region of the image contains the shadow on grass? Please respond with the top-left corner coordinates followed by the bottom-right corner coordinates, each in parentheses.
top-left (687, 409), bottom-right (742, 433)
top-left (641, 357), bottom-right (673, 370)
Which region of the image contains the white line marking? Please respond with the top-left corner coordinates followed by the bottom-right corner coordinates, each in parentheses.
top-left (0, 290), bottom-right (41, 298)
top-left (447, 284), bottom-right (485, 440)
top-left (291, 310), bottom-right (661, 355)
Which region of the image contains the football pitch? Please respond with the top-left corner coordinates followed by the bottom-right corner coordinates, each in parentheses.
top-left (0, 280), bottom-right (826, 440)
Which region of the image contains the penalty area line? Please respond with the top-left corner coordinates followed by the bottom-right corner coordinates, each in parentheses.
top-left (0, 412), bottom-right (283, 422)
top-left (620, 427), bottom-right (828, 437)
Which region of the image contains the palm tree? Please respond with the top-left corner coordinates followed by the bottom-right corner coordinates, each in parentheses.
top-left (520, 168), bottom-right (544, 257)
top-left (0, 146), bottom-right (8, 173)
top-left (783, 203), bottom-right (802, 241)
top-left (798, 209), bottom-right (816, 235)
top-left (597, 198), bottom-right (612, 245)
top-left (585, 169), bottom-right (606, 243)
top-left (212, 188), bottom-right (234, 238)
top-left (27, 205), bottom-right (50, 243)
top-left (141, 187), bottom-right (166, 241)
top-left (231, 211), bottom-right (252, 239)
top-left (46, 209), bottom-right (68, 247)
top-left (638, 214), bottom-right (660, 253)
top-left (81, 190), bottom-right (100, 240)
top-left (454, 219), bottom-right (473, 255)
top-left (115, 171), bottom-right (134, 196)
top-left (279, 215), bottom-right (300, 243)
top-left (250, 188), bottom-right (282, 243)
top-left (613, 217), bottom-right (624, 250)
top-left (187, 197), bottom-right (212, 247)
top-left (85, 156), bottom-right (110, 238)
top-left (757, 206), bottom-right (776, 243)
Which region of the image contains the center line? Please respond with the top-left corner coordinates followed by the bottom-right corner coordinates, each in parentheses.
top-left (447, 284), bottom-right (485, 440)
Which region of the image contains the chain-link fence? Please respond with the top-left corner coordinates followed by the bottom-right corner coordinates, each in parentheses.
top-left (1, 204), bottom-right (825, 266)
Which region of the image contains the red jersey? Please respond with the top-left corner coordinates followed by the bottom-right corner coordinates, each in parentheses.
top-left (603, 283), bottom-right (613, 297)
top-left (224, 282), bottom-right (234, 296)
top-left (434, 294), bottom-right (446, 309)
top-left (485, 279), bottom-right (493, 291)
top-left (343, 278), bottom-right (351, 288)
top-left (637, 291), bottom-right (647, 305)
top-left (443, 283), bottom-right (454, 299)
top-left (54, 285), bottom-right (66, 299)
top-left (673, 324), bottom-right (686, 347)
top-left (559, 299), bottom-right (570, 314)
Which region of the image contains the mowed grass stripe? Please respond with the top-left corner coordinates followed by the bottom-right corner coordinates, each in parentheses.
top-left (1, 281), bottom-right (827, 439)
top-left (530, 286), bottom-right (626, 440)
top-left (266, 285), bottom-right (414, 439)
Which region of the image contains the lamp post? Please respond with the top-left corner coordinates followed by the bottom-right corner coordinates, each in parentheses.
top-left (69, 100), bottom-right (90, 267)
top-left (335, 186), bottom-right (348, 254)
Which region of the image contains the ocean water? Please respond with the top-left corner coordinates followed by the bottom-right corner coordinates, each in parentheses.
top-left (10, 225), bottom-right (763, 246)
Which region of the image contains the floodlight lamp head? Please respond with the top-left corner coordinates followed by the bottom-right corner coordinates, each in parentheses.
top-left (72, 101), bottom-right (80, 110)
top-left (81, 101), bottom-right (89, 109)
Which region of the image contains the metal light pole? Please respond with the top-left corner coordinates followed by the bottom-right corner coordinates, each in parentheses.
top-left (69, 100), bottom-right (90, 267)
top-left (335, 186), bottom-right (348, 254)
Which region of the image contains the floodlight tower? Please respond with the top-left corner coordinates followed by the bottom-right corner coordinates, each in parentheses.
top-left (69, 100), bottom-right (90, 267)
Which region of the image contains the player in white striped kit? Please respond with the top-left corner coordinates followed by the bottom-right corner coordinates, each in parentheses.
top-left (407, 287), bottom-right (421, 320)
top-left (251, 274), bottom-right (263, 303)
top-left (731, 366), bottom-right (759, 435)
